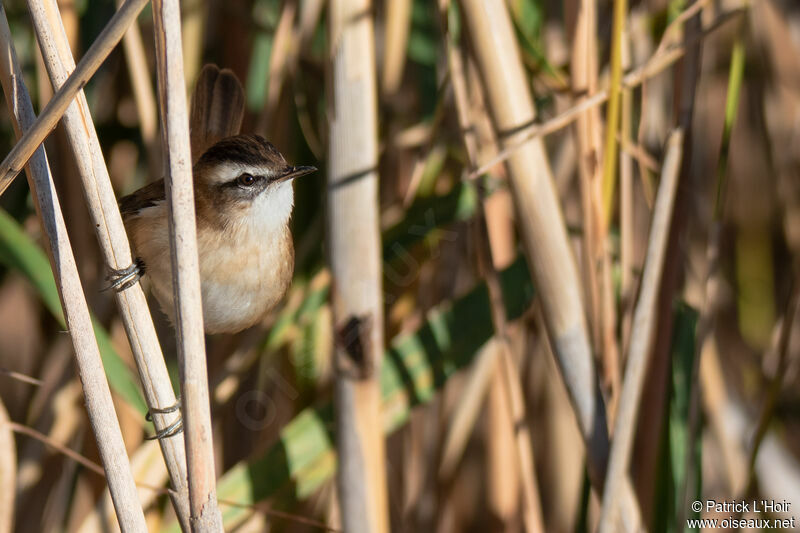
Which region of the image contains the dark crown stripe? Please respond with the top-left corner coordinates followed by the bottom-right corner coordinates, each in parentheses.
top-left (196, 134), bottom-right (286, 168)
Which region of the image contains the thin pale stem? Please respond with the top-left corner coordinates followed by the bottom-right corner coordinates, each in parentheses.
top-left (0, 8), bottom-right (147, 531)
top-left (0, 0), bottom-right (149, 196)
top-left (380, 0), bottom-right (411, 96)
top-left (116, 0), bottom-right (160, 177)
top-left (600, 0), bottom-right (628, 231)
top-left (327, 1), bottom-right (389, 532)
top-left (567, 0), bottom-right (603, 369)
top-left (445, 6), bottom-right (543, 527)
top-left (25, 1), bottom-right (191, 528)
top-left (151, 0), bottom-right (222, 529)
top-left (0, 394), bottom-right (14, 533)
top-left (598, 129), bottom-right (684, 533)
top-left (464, 5), bottom-right (744, 183)
top-left (458, 0), bottom-right (608, 491)
top-left (677, 30), bottom-right (747, 525)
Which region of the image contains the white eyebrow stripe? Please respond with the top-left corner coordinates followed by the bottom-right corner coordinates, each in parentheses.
top-left (206, 162), bottom-right (279, 185)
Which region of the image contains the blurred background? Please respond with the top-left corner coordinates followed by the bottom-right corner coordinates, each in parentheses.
top-left (0, 0), bottom-right (798, 531)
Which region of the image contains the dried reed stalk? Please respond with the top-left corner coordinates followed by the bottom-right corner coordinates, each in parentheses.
top-left (257, 0), bottom-right (298, 138)
top-left (636, 2), bottom-right (704, 523)
top-left (25, 1), bottom-right (191, 528)
top-left (741, 284), bottom-right (800, 495)
top-left (181, 0), bottom-right (205, 86)
top-left (459, 2), bottom-right (645, 528)
top-left (565, 0), bottom-right (621, 417)
top-left (298, 0), bottom-right (325, 50)
top-left (565, 0), bottom-right (603, 359)
top-left (464, 4), bottom-right (743, 183)
top-left (0, 397), bottom-right (14, 533)
top-left (77, 440), bottom-right (173, 532)
top-left (0, 8), bottom-right (147, 531)
top-left (437, 340), bottom-right (498, 481)
top-left (438, 30), bottom-right (525, 522)
top-left (0, 0), bottom-right (148, 196)
top-left (600, 0), bottom-right (628, 230)
top-left (151, 0), bottom-right (222, 529)
top-left (675, 31), bottom-right (745, 526)
top-left (597, 129), bottom-right (684, 532)
top-left (116, 0), bottom-right (159, 176)
top-left (327, 0), bottom-right (389, 531)
top-left (477, 133), bottom-right (544, 533)
top-left (619, 24), bottom-right (635, 354)
top-left (381, 0), bottom-right (411, 96)
top-left (701, 329), bottom-right (800, 509)
top-left (117, 0), bottom-right (157, 143)
top-left (459, 0), bottom-right (608, 487)
top-left (473, 88), bottom-right (525, 531)
top-left (444, 11), bottom-right (543, 528)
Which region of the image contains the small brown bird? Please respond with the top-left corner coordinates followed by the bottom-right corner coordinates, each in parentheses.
top-left (115, 65), bottom-right (315, 334)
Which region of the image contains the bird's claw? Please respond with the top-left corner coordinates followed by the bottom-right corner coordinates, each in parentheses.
top-left (103, 258), bottom-right (145, 292)
top-left (145, 396), bottom-right (183, 440)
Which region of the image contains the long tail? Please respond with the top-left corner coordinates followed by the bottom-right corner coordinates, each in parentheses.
top-left (189, 64), bottom-right (245, 164)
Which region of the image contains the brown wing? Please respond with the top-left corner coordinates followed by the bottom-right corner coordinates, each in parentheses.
top-left (190, 64), bottom-right (245, 164)
top-left (119, 179), bottom-right (166, 218)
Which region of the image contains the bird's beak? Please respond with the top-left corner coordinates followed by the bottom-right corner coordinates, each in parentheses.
top-left (275, 165), bottom-right (317, 183)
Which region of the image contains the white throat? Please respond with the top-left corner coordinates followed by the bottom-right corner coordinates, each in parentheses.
top-left (245, 180), bottom-right (294, 234)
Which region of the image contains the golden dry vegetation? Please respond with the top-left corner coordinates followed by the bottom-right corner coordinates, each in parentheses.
top-left (0, 0), bottom-right (798, 532)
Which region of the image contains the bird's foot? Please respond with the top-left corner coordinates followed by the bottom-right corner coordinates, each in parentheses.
top-left (145, 397), bottom-right (183, 440)
top-left (103, 258), bottom-right (145, 292)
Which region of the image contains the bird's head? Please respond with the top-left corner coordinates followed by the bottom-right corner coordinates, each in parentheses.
top-left (193, 134), bottom-right (316, 233)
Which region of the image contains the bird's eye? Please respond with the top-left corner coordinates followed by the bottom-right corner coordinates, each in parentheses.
top-left (237, 173), bottom-right (256, 186)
